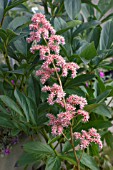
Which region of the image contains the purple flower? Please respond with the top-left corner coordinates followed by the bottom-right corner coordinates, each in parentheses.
top-left (99, 71), bottom-right (105, 78)
top-left (11, 80), bottom-right (15, 85)
top-left (85, 82), bottom-right (89, 87)
top-left (4, 149), bottom-right (10, 155)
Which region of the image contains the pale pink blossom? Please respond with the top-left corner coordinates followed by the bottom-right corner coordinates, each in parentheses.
top-left (77, 110), bottom-right (89, 122)
top-left (62, 62), bottom-right (79, 78)
top-left (42, 84), bottom-right (66, 105)
top-left (66, 95), bottom-right (87, 109)
top-left (73, 128), bottom-right (103, 149)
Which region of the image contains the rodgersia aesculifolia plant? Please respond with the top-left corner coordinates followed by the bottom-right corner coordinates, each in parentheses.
top-left (27, 13), bottom-right (103, 170)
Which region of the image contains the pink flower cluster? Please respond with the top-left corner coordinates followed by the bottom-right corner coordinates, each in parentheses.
top-left (47, 112), bottom-right (74, 135)
top-left (73, 128), bottom-right (103, 149)
top-left (42, 84), bottom-right (66, 105)
top-left (27, 13), bottom-right (55, 43)
top-left (66, 95), bottom-right (87, 109)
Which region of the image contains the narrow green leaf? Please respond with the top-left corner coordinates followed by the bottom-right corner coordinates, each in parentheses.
top-left (65, 74), bottom-right (95, 88)
top-left (0, 0), bottom-right (4, 24)
top-left (0, 95), bottom-right (23, 116)
top-left (4, 0), bottom-right (28, 13)
top-left (95, 90), bottom-right (111, 103)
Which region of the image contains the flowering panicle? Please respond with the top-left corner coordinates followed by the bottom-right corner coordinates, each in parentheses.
top-left (73, 128), bottom-right (103, 149)
top-left (28, 13), bottom-right (102, 150)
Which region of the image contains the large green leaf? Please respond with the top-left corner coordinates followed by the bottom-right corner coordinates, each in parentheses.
top-left (100, 20), bottom-right (113, 50)
top-left (24, 142), bottom-right (54, 155)
top-left (8, 16), bottom-right (30, 30)
top-left (79, 42), bottom-right (97, 64)
top-left (56, 20), bottom-right (81, 35)
top-left (64, 0), bottom-right (81, 19)
top-left (45, 156), bottom-right (61, 170)
top-left (73, 20), bottom-right (100, 36)
top-left (87, 27), bottom-right (101, 49)
top-left (0, 0), bottom-right (4, 24)
top-left (98, 0), bottom-right (113, 17)
top-left (17, 153), bottom-right (42, 167)
top-left (14, 38), bottom-right (27, 56)
top-left (92, 104), bottom-right (111, 118)
top-left (0, 95), bottom-right (23, 116)
top-left (64, 74), bottom-right (95, 88)
top-left (80, 152), bottom-right (99, 170)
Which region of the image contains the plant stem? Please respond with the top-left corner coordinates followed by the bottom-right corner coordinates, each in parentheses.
top-left (42, 129), bottom-right (59, 156)
top-left (70, 124), bottom-right (80, 170)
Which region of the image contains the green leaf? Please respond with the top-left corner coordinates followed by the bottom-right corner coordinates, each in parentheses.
top-left (65, 74), bottom-right (95, 88)
top-left (75, 120), bottom-right (112, 131)
top-left (84, 104), bottom-right (100, 112)
top-left (0, 0), bottom-right (4, 24)
top-left (104, 131), bottom-right (113, 149)
top-left (92, 104), bottom-right (111, 118)
top-left (17, 153), bottom-right (42, 167)
top-left (0, 29), bottom-right (7, 41)
top-left (95, 90), bottom-right (111, 103)
top-left (56, 20), bottom-right (81, 35)
top-left (45, 156), bottom-right (61, 170)
top-left (79, 42), bottom-right (97, 64)
top-left (64, 0), bottom-right (81, 19)
top-left (24, 142), bottom-right (54, 155)
top-left (27, 76), bottom-right (41, 106)
top-left (0, 117), bottom-right (13, 128)
top-left (80, 152), bottom-right (99, 170)
top-left (0, 95), bottom-right (23, 116)
top-left (62, 140), bottom-right (79, 153)
top-left (14, 89), bottom-right (37, 124)
top-left (100, 20), bottom-right (113, 50)
top-left (73, 20), bottom-right (100, 36)
top-left (98, 0), bottom-right (113, 17)
top-left (6, 29), bottom-right (17, 43)
top-left (87, 27), bottom-right (101, 49)
top-left (14, 38), bottom-right (27, 56)
top-left (59, 154), bottom-right (77, 165)
top-left (4, 0), bottom-right (28, 14)
top-left (8, 16), bottom-right (30, 30)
